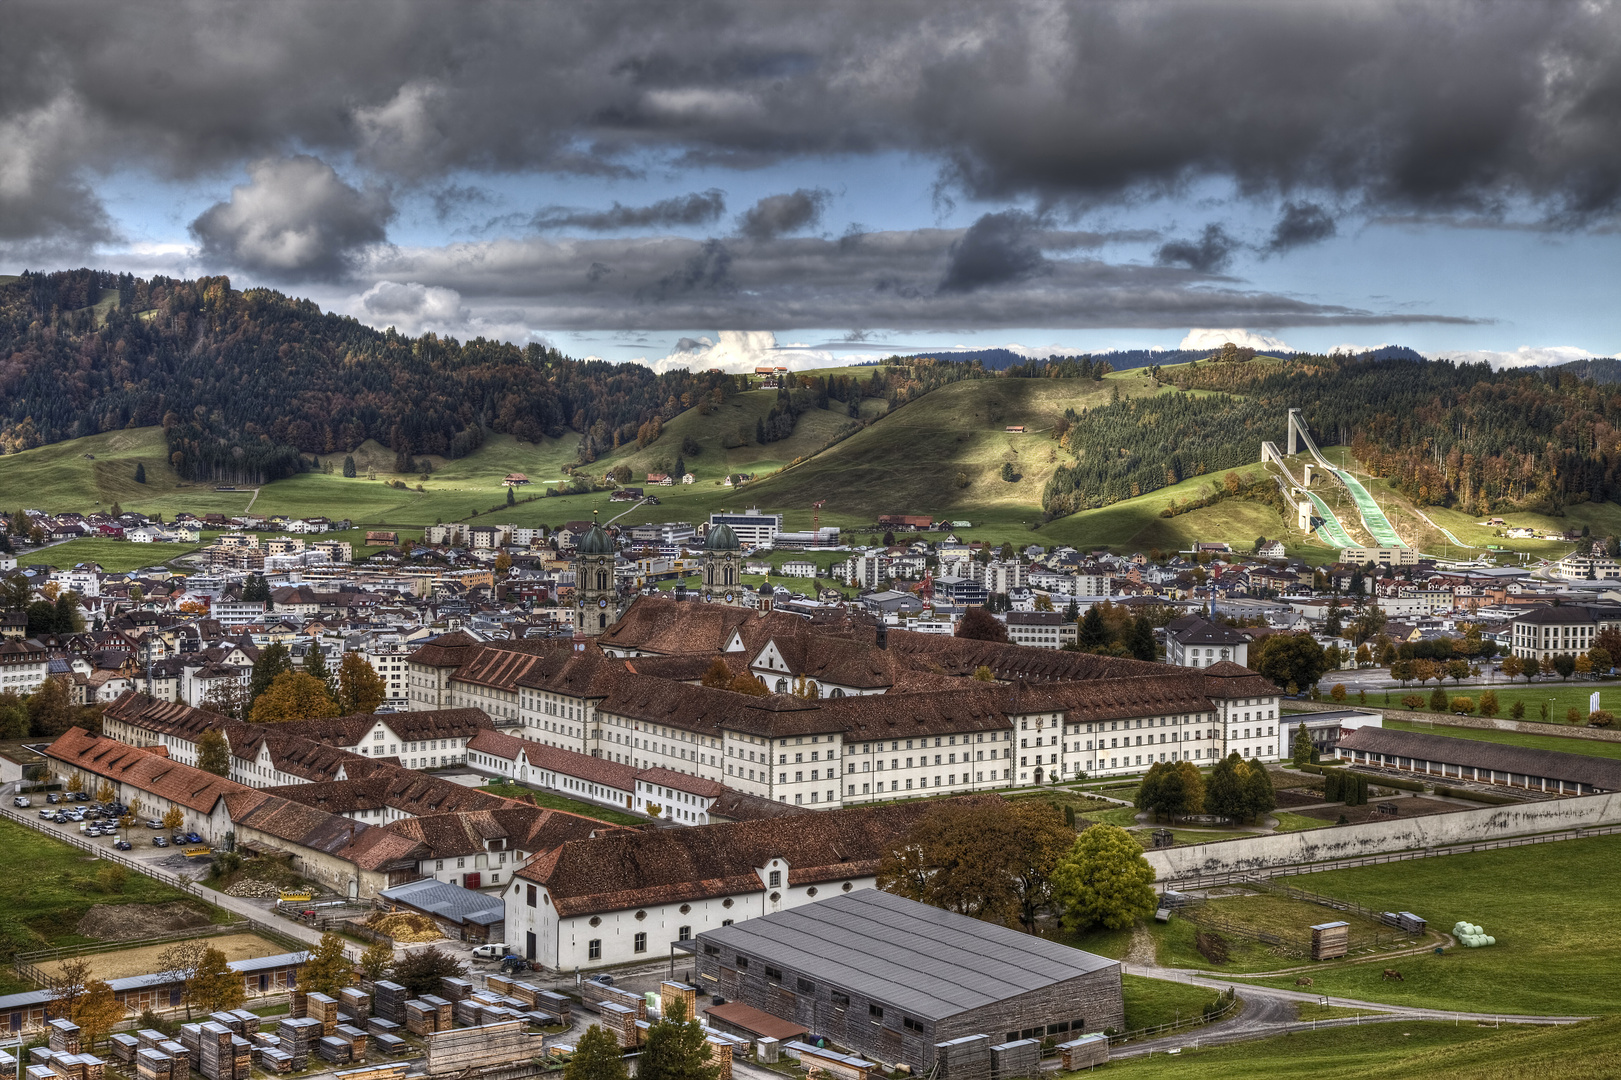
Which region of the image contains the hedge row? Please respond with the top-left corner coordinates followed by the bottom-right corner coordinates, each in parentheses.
top-left (1433, 785), bottom-right (1522, 806)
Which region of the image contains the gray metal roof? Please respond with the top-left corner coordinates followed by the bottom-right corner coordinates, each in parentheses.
top-left (695, 889), bottom-right (1115, 1023)
top-left (381, 877), bottom-right (504, 926)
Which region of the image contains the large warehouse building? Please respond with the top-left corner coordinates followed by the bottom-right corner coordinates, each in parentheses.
top-left (692, 889), bottom-right (1122, 1072)
top-left (1336, 727), bottom-right (1621, 795)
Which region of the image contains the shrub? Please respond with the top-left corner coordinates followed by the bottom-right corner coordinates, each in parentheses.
top-left (1451, 697), bottom-right (1476, 715)
top-left (1589, 710), bottom-right (1616, 728)
top-left (1567, 707), bottom-right (1582, 723)
top-left (1510, 700), bottom-right (1526, 719)
top-left (1478, 690), bottom-right (1499, 717)
top-left (1401, 694), bottom-right (1426, 709)
top-left (95, 866), bottom-right (127, 894)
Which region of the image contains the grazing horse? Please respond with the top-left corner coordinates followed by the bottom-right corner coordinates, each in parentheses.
top-left (1382, 969), bottom-right (1404, 981)
top-left (1295, 977), bottom-right (1313, 987)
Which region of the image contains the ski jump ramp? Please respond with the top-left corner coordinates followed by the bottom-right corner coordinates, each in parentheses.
top-left (1275, 409), bottom-right (1405, 549)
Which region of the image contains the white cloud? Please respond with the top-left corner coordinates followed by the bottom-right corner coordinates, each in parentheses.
top-left (352, 279), bottom-right (547, 346)
top-left (1429, 345), bottom-right (1618, 370)
top-left (649, 331), bottom-right (844, 374)
top-left (1178, 328), bottom-right (1293, 351)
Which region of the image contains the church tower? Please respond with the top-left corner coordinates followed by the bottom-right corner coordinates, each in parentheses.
top-left (700, 523), bottom-right (743, 605)
top-left (574, 518), bottom-right (617, 634)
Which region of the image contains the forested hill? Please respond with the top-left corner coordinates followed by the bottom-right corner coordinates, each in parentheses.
top-left (1040, 353), bottom-right (1621, 521)
top-left (0, 270), bottom-right (759, 483)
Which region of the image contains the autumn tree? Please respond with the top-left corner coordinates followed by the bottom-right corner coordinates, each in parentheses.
top-left (725, 673), bottom-right (769, 697)
top-left (27, 676), bottom-right (76, 737)
top-left (1050, 825), bottom-right (1156, 932)
top-left (1501, 655), bottom-right (1523, 683)
top-left (337, 653), bottom-right (387, 714)
top-left (700, 658), bottom-right (731, 688)
top-left (188, 946), bottom-right (247, 1013)
top-left (358, 940), bottom-right (396, 983)
top-left (1135, 760), bottom-right (1204, 821)
top-left (955, 607), bottom-right (1009, 643)
top-left (878, 800), bottom-right (1020, 922)
top-left (197, 729), bottom-right (231, 777)
top-left (298, 933), bottom-right (351, 997)
top-left (157, 940), bottom-right (210, 1018)
top-left (162, 806), bottom-right (184, 832)
top-left (565, 1024), bottom-right (630, 1080)
top-left (250, 671), bottom-right (339, 723)
top-left (1006, 800), bottom-right (1076, 931)
top-left (48, 958), bottom-right (92, 1023)
top-left (71, 980), bottom-right (124, 1049)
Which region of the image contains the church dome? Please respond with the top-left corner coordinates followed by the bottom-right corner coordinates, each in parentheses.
top-left (704, 523), bottom-right (741, 551)
top-left (577, 525), bottom-right (614, 555)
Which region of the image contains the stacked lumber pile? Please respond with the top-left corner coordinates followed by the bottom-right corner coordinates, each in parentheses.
top-left (372, 982), bottom-right (408, 1024)
top-left (335, 1024), bottom-right (369, 1059)
top-left (0, 1050), bottom-right (16, 1079)
top-left (422, 1021), bottom-right (541, 1076)
top-left (421, 995), bottom-right (453, 1029)
top-left (307, 993), bottom-right (341, 1035)
top-left (438, 978), bottom-right (472, 1001)
top-left (332, 1064), bottom-right (409, 1080)
top-left (288, 992), bottom-right (308, 1020)
top-left (276, 1017), bottom-right (322, 1071)
top-left (133, 1050), bottom-right (170, 1080)
top-left (404, 1000), bottom-right (438, 1037)
top-left (661, 982), bottom-right (697, 1020)
top-left (106, 1038), bottom-right (137, 1066)
top-left (537, 991), bottom-right (572, 1026)
top-left (598, 1003), bottom-right (640, 1048)
top-left (366, 1018), bottom-right (400, 1039)
top-left (47, 1022), bottom-right (80, 1055)
top-left (582, 980), bottom-right (645, 1018)
top-left (340, 987), bottom-right (372, 1019)
top-left (315, 1037), bottom-right (352, 1066)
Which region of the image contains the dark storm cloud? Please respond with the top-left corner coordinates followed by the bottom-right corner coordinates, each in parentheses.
top-left (531, 190), bottom-right (726, 231)
top-left (1154, 224), bottom-right (1241, 273)
top-left (938, 210), bottom-right (1051, 292)
top-left (190, 155), bottom-right (394, 280)
top-left (365, 226), bottom-right (1475, 331)
top-left (738, 189), bottom-right (830, 239)
top-left (1265, 202), bottom-right (1338, 254)
top-left (10, 1), bottom-right (1621, 250)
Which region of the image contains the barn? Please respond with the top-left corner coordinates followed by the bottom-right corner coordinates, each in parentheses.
top-left (692, 889), bottom-right (1121, 1072)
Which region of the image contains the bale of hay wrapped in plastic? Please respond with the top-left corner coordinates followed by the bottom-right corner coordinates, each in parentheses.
top-left (1452, 921), bottom-right (1496, 947)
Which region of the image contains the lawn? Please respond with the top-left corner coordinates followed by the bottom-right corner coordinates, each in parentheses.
top-left (478, 782), bottom-right (645, 826)
top-left (1090, 1017), bottom-right (1621, 1080)
top-left (1152, 893), bottom-right (1398, 973)
top-left (19, 537), bottom-right (202, 573)
top-left (1249, 834), bottom-right (1621, 1015)
top-left (1382, 718), bottom-right (1621, 762)
top-left (1380, 682), bottom-right (1620, 727)
top-left (0, 817), bottom-right (216, 991)
top-left (1271, 811), bottom-right (1331, 832)
top-left (1120, 974), bottom-right (1224, 1033)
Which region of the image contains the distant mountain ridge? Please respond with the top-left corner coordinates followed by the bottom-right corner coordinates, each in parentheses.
top-left (1554, 357), bottom-right (1621, 384)
top-left (901, 344), bottom-right (1424, 370)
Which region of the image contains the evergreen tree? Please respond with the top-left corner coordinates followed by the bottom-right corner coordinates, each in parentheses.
top-left (196, 729), bottom-right (231, 777)
top-left (638, 997), bottom-right (719, 1080)
top-left (1292, 721), bottom-right (1313, 765)
top-left (1129, 615), bottom-right (1156, 661)
top-left (248, 642), bottom-right (292, 704)
top-left (133, 463), bottom-right (146, 484)
top-left (564, 1025), bottom-right (629, 1080)
top-left (303, 643), bottom-right (333, 691)
top-left (673, 455), bottom-right (685, 479)
top-left (1204, 752), bottom-right (1247, 820)
top-left (1242, 758), bottom-right (1276, 820)
top-left (1064, 598), bottom-right (1078, 622)
top-left (506, 486), bottom-right (516, 505)
top-left (1078, 605), bottom-right (1108, 650)
top-left (342, 455), bottom-right (357, 478)
top-left (1429, 683), bottom-right (1449, 712)
top-left (1324, 598), bottom-right (1342, 636)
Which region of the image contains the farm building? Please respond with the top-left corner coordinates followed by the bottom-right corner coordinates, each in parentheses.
top-left (1335, 727), bottom-right (1621, 795)
top-left (691, 889), bottom-right (1121, 1072)
top-left (379, 877), bottom-right (505, 942)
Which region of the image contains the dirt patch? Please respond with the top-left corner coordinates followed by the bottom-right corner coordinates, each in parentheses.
top-left (1274, 788), bottom-right (1326, 808)
top-left (1122, 924), bottom-right (1157, 966)
top-left (77, 901), bottom-right (213, 941)
top-left (1296, 796), bottom-right (1466, 825)
top-left (39, 932), bottom-right (287, 983)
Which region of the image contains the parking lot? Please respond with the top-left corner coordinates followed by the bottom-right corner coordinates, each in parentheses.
top-left (10, 792), bottom-right (208, 865)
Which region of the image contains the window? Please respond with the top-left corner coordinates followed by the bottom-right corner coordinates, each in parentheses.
top-left (678, 926), bottom-right (691, 942)
top-left (588, 939), bottom-right (602, 960)
top-left (903, 1017), bottom-right (925, 1033)
top-left (869, 1005), bottom-right (884, 1022)
top-left (796, 978), bottom-right (816, 993)
top-left (633, 932), bottom-right (647, 953)
top-left (735, 957), bottom-right (749, 970)
top-left (526, 884), bottom-right (537, 908)
top-left (764, 966), bottom-right (783, 983)
top-left (768, 870), bottom-right (781, 887)
top-left (831, 992), bottom-right (850, 1010)
top-left (704, 944), bottom-right (720, 956)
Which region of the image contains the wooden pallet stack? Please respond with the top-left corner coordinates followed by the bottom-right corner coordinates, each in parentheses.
top-left (598, 1003), bottom-right (640, 1048)
top-left (315, 1037), bottom-right (352, 1066)
top-left (27, 1048), bottom-right (52, 1069)
top-left (335, 1023), bottom-right (369, 1060)
top-left (661, 982), bottom-right (697, 1020)
top-left (47, 1021), bottom-right (81, 1055)
top-left (372, 982), bottom-right (408, 1024)
top-left (288, 992), bottom-right (308, 1020)
top-left (157, 1041), bottom-right (188, 1080)
top-left (195, 1022), bottom-right (234, 1080)
top-left (133, 1050), bottom-right (169, 1080)
top-left (254, 1045), bottom-right (294, 1075)
top-left (106, 1038), bottom-right (137, 1067)
top-left (438, 978), bottom-right (472, 1001)
top-left (229, 1010), bottom-right (262, 1035)
top-left (506, 982), bottom-right (538, 1007)
top-left (403, 1000), bottom-right (437, 1037)
top-left (26, 1067), bottom-right (54, 1080)
top-left (306, 993), bottom-right (341, 1035)
top-left (582, 980), bottom-right (646, 1019)
top-left (276, 1017), bottom-right (322, 1071)
top-left (339, 987), bottom-right (372, 1019)
top-left (366, 1017), bottom-right (400, 1039)
top-left (332, 1063), bottom-right (409, 1080)
top-left (421, 994), bottom-right (453, 1030)
top-left (372, 1034), bottom-right (410, 1057)
top-left (706, 1037), bottom-right (734, 1080)
top-left (484, 974), bottom-right (513, 997)
top-left (422, 1021), bottom-right (540, 1076)
top-left (537, 990), bottom-right (573, 1026)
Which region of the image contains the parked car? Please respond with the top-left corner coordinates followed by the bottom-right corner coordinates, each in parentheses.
top-left (184, 832), bottom-right (202, 844)
top-left (38, 808), bottom-right (53, 819)
top-left (74, 792), bottom-right (90, 801)
top-left (53, 813), bottom-right (68, 823)
top-left (145, 819), bottom-right (164, 829)
top-left (152, 837), bottom-right (168, 847)
top-left (470, 943), bottom-right (511, 961)
top-left (45, 793), bottom-right (60, 804)
top-left (588, 974), bottom-right (615, 986)
top-left (112, 840), bottom-right (132, 851)
top-left (171, 834), bottom-right (188, 846)
top-left (13, 797), bottom-right (29, 808)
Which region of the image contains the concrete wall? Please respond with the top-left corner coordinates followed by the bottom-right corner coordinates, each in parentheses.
top-left (1145, 791), bottom-right (1621, 880)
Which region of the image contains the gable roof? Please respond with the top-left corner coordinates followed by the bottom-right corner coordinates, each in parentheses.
top-left (45, 727), bottom-right (246, 814)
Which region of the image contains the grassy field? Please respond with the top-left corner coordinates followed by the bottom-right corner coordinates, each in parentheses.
top-left (477, 781), bottom-right (645, 826)
top-left (1382, 718), bottom-right (1621, 761)
top-left (0, 427), bottom-right (252, 519)
top-left (0, 817), bottom-right (217, 992)
top-left (20, 536), bottom-right (202, 572)
top-left (1091, 1017), bottom-right (1621, 1080)
top-left (1246, 835), bottom-right (1621, 1014)
top-left (1271, 811), bottom-right (1332, 832)
top-left (1153, 893), bottom-right (1396, 974)
top-left (1120, 974), bottom-right (1224, 1033)
top-left (1382, 683), bottom-right (1620, 727)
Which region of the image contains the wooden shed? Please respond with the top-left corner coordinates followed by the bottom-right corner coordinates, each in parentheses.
top-left (1311, 921), bottom-right (1350, 961)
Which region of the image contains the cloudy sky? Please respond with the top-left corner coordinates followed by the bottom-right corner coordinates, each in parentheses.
top-left (7, 1), bottom-right (1621, 371)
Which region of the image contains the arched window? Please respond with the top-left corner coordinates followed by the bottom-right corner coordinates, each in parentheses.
top-left (599, 614), bottom-right (608, 629)
top-left (830, 688), bottom-right (845, 698)
top-left (776, 679), bottom-right (788, 693)
top-left (597, 570), bottom-right (608, 590)
top-left (724, 566), bottom-right (734, 585)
